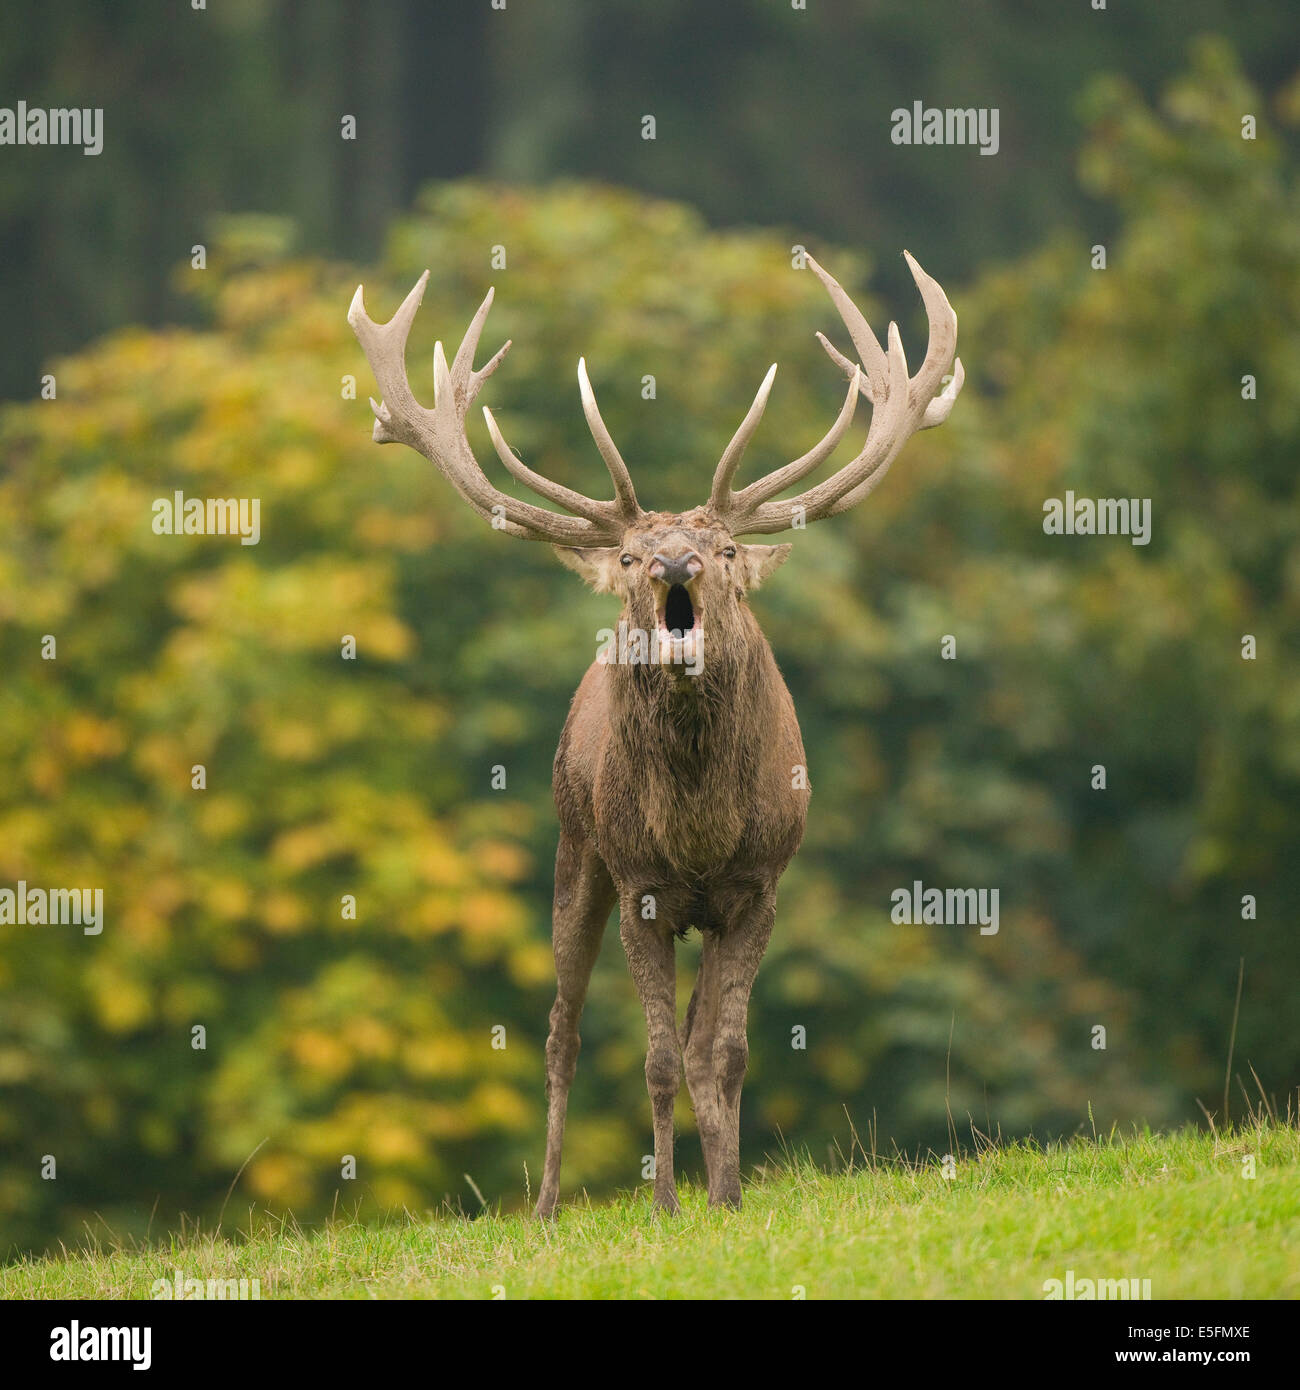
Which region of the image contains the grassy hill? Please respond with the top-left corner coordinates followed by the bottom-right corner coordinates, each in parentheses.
top-left (4, 1122), bottom-right (1296, 1299)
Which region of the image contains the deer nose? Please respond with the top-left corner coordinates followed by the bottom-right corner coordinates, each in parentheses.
top-left (648, 550), bottom-right (702, 585)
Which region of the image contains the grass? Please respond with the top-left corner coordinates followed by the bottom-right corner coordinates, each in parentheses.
top-left (4, 1119), bottom-right (1298, 1299)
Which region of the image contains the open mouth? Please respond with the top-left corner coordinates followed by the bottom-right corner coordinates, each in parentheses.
top-left (660, 583), bottom-right (700, 637)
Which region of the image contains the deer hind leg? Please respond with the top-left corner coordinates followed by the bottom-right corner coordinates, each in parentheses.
top-left (681, 933), bottom-right (725, 1196)
top-left (706, 890), bottom-right (776, 1209)
top-left (535, 835), bottom-right (616, 1220)
top-left (619, 899), bottom-right (683, 1215)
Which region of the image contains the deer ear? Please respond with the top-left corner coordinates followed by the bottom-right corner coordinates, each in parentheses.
top-left (552, 545), bottom-right (622, 592)
top-left (739, 543), bottom-right (792, 590)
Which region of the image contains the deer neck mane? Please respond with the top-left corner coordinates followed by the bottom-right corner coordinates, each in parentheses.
top-left (605, 606), bottom-right (772, 756)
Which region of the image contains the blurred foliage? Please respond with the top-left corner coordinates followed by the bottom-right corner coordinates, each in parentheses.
top-left (1, 41), bottom-right (1297, 1253)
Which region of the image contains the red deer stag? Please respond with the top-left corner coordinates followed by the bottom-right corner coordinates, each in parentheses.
top-left (349, 252), bottom-right (962, 1216)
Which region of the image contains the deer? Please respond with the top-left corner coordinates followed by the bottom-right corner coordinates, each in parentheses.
top-left (348, 251), bottom-right (962, 1217)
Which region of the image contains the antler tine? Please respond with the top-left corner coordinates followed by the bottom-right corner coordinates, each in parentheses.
top-left (708, 364), bottom-right (778, 512)
top-left (708, 359), bottom-right (862, 523)
top-left (748, 319), bottom-right (911, 533)
top-left (448, 286), bottom-right (493, 390)
top-left (731, 366), bottom-right (860, 511)
top-left (438, 284), bottom-right (516, 409)
top-left (816, 251), bottom-right (963, 428)
top-left (927, 355), bottom-right (964, 425)
top-left (577, 358), bottom-right (641, 520)
top-left (349, 274), bottom-right (629, 545)
top-left (348, 272), bottom-right (431, 443)
top-left (482, 407), bottom-right (616, 524)
top-left (717, 252), bottom-right (963, 535)
top-left (818, 330), bottom-right (963, 430)
top-left (903, 251), bottom-right (954, 361)
top-left (816, 337), bottom-right (958, 516)
top-left (806, 256), bottom-right (890, 403)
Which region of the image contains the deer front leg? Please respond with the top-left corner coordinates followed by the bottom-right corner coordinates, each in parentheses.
top-left (707, 889), bottom-right (776, 1209)
top-left (536, 836), bottom-right (616, 1220)
top-left (681, 934), bottom-right (725, 1194)
top-left (619, 899), bottom-right (683, 1215)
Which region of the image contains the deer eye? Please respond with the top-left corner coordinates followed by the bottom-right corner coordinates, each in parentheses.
top-left (721, 546), bottom-right (736, 560)
top-left (620, 553), bottom-right (635, 567)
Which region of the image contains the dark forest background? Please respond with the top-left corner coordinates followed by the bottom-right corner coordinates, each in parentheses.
top-left (4, 0), bottom-right (1297, 400)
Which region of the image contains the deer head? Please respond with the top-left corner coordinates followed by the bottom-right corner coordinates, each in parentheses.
top-left (348, 254), bottom-right (963, 669)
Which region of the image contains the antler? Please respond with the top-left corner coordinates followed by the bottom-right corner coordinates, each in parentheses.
top-left (708, 252), bottom-right (963, 536)
top-left (348, 273), bottom-right (641, 544)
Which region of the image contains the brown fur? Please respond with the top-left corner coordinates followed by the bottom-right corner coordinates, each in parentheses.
top-left (537, 507), bottom-right (808, 1216)
top-left (348, 256), bottom-right (962, 1219)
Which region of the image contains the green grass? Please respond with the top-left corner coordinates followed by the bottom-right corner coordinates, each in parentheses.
top-left (5, 1122), bottom-right (1298, 1299)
